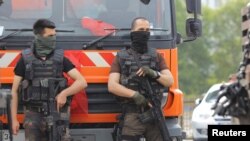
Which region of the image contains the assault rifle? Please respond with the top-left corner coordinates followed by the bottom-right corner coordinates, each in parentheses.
top-left (131, 50), bottom-right (172, 141)
top-left (212, 81), bottom-right (248, 117)
top-left (212, 45), bottom-right (250, 117)
top-left (41, 78), bottom-right (68, 141)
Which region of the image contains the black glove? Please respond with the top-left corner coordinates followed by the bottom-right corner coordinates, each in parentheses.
top-left (132, 92), bottom-right (147, 106)
top-left (141, 66), bottom-right (158, 79)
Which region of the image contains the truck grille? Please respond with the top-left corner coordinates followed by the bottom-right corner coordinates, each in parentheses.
top-left (86, 84), bottom-right (122, 113)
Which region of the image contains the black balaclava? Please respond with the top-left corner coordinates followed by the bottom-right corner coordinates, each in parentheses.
top-left (130, 31), bottom-right (150, 54)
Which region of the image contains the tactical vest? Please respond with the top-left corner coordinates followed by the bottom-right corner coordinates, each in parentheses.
top-left (117, 48), bottom-right (166, 103)
top-left (20, 48), bottom-right (66, 103)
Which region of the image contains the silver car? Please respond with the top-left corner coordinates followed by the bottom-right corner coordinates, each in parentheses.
top-left (191, 83), bottom-right (232, 141)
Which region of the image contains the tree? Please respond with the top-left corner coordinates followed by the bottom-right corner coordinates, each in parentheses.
top-left (206, 0), bottom-right (247, 82)
top-left (176, 0), bottom-right (249, 96)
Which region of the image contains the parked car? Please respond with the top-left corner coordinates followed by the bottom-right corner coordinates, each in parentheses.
top-left (191, 83), bottom-right (233, 141)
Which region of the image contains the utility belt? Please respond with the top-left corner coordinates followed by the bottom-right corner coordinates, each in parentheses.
top-left (23, 98), bottom-right (71, 111)
top-left (24, 103), bottom-right (70, 114)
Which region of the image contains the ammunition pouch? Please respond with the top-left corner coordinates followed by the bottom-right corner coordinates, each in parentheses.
top-left (19, 78), bottom-right (69, 107)
top-left (20, 78), bottom-right (67, 102)
top-left (19, 79), bottom-right (49, 102)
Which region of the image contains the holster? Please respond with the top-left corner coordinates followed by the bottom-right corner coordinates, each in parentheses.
top-left (19, 79), bottom-right (31, 102)
top-left (112, 112), bottom-right (125, 141)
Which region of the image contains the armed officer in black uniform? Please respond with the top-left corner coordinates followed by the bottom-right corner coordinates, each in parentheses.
top-left (108, 17), bottom-right (174, 141)
top-left (11, 19), bottom-right (87, 141)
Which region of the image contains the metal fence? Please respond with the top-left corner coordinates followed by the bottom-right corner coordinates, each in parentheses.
top-left (180, 98), bottom-right (196, 139)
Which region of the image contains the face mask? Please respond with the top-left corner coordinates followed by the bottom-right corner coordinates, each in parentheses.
top-left (34, 35), bottom-right (56, 57)
top-left (130, 31), bottom-right (150, 54)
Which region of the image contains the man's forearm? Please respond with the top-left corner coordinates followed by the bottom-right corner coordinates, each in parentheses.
top-left (62, 79), bottom-right (87, 97)
top-left (109, 82), bottom-right (135, 98)
top-left (11, 93), bottom-right (18, 121)
top-left (11, 75), bottom-right (22, 121)
top-left (157, 70), bottom-right (174, 87)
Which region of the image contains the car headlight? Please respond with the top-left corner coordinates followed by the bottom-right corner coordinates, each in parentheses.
top-left (193, 112), bottom-right (211, 121)
top-left (199, 113), bottom-right (211, 120)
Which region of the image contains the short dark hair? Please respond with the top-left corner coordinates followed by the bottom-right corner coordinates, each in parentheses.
top-left (33, 19), bottom-right (56, 35)
top-left (131, 17), bottom-right (148, 30)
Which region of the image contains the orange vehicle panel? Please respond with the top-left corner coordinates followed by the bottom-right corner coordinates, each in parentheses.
top-left (0, 49), bottom-right (178, 84)
top-left (0, 48), bottom-right (183, 124)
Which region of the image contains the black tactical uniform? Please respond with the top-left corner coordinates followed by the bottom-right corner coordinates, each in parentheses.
top-left (110, 47), bottom-right (168, 141)
top-left (14, 48), bottom-right (74, 141)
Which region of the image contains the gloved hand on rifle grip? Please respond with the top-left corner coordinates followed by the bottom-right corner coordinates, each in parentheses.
top-left (132, 91), bottom-right (147, 106)
top-left (141, 66), bottom-right (158, 79)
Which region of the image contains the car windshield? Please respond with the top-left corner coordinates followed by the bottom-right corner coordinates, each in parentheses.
top-left (205, 86), bottom-right (221, 103)
top-left (0, 0), bottom-right (172, 37)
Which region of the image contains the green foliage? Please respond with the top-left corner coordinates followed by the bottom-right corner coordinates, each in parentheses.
top-left (176, 0), bottom-right (249, 96)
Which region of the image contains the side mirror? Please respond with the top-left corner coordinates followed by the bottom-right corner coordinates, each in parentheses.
top-left (195, 98), bottom-right (202, 105)
top-left (0, 0), bottom-right (3, 6)
top-left (186, 0), bottom-right (201, 14)
top-left (186, 18), bottom-right (202, 37)
top-left (183, 0), bottom-right (202, 42)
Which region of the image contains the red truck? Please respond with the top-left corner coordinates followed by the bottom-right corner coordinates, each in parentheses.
top-left (0, 0), bottom-right (202, 140)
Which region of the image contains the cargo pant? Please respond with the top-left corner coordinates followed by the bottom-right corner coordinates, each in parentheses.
top-left (23, 107), bottom-right (72, 141)
top-left (121, 113), bottom-right (164, 141)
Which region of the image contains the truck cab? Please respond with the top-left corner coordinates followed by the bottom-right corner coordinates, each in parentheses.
top-left (0, 0), bottom-right (201, 141)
